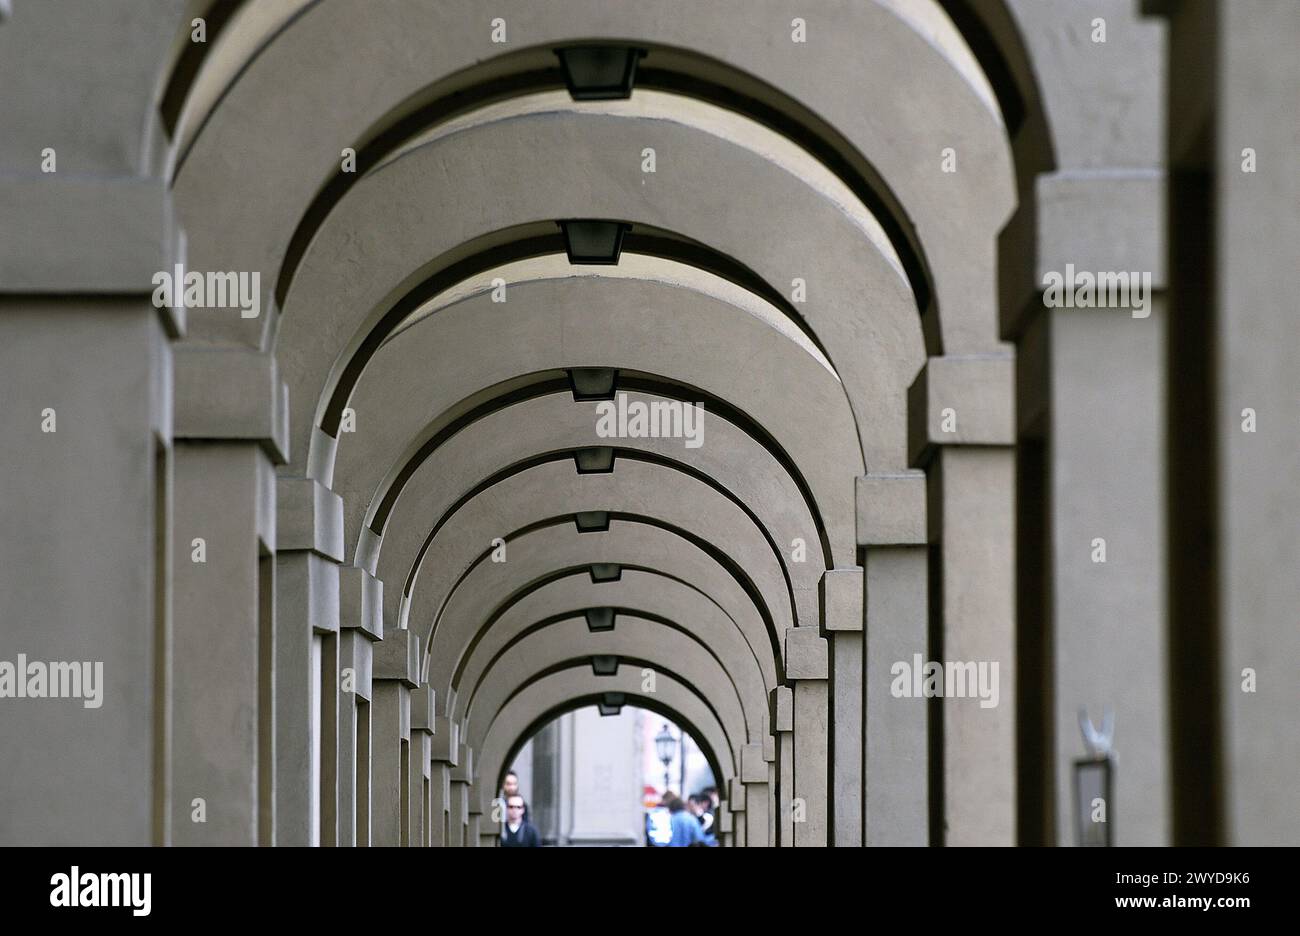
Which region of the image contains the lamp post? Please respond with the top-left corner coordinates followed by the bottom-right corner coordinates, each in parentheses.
top-left (654, 723), bottom-right (676, 795)
top-left (679, 731), bottom-right (686, 794)
top-left (1075, 708), bottom-right (1116, 846)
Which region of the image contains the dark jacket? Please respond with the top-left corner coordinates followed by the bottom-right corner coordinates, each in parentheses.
top-left (500, 820), bottom-right (541, 847)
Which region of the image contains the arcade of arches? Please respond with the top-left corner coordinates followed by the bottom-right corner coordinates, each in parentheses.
top-left (1, 0), bottom-right (1296, 847)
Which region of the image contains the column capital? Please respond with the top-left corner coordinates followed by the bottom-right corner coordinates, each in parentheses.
top-left (908, 353), bottom-right (1015, 467)
top-left (276, 477), bottom-right (344, 561)
top-left (770, 687), bottom-right (794, 732)
top-left (820, 567), bottom-right (864, 632)
top-left (741, 743), bottom-right (768, 783)
top-left (857, 472), bottom-right (928, 546)
top-left (784, 627), bottom-right (828, 679)
top-left (449, 744), bottom-right (474, 783)
top-left (410, 683), bottom-right (436, 735)
top-left (0, 175), bottom-right (182, 338)
top-left (338, 566), bottom-right (383, 641)
top-left (173, 346), bottom-right (289, 463)
top-left (372, 678), bottom-right (411, 742)
top-left (1002, 169), bottom-right (1167, 338)
top-left (338, 627), bottom-right (373, 702)
top-left (1035, 170), bottom-right (1166, 291)
top-left (430, 716), bottom-right (459, 765)
top-left (372, 627), bottom-right (420, 687)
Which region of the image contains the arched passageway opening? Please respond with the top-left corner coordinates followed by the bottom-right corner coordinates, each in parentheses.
top-left (489, 703), bottom-right (722, 847)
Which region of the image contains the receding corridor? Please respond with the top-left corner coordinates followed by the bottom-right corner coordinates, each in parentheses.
top-left (0, 0), bottom-right (1296, 848)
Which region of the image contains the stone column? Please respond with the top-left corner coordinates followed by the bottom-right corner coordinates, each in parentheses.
top-left (726, 779), bottom-right (746, 847)
top-left (769, 688), bottom-right (794, 846)
top-left (429, 715), bottom-right (458, 846)
top-left (997, 0), bottom-right (1172, 847)
top-left (318, 625), bottom-right (340, 846)
top-left (465, 797), bottom-right (483, 849)
top-left (1030, 171), bottom-right (1171, 846)
top-left (555, 712), bottom-right (575, 846)
top-left (171, 345), bottom-right (286, 845)
top-left (274, 477), bottom-right (343, 845)
top-left (337, 567), bottom-right (381, 846)
top-left (1210, 0), bottom-right (1300, 848)
top-left (410, 683), bottom-right (436, 846)
top-left (739, 745), bottom-right (769, 847)
top-left (371, 628), bottom-right (417, 846)
top-left (821, 567), bottom-right (864, 846)
top-left (857, 473), bottom-right (930, 845)
top-left (1153, 0), bottom-right (1300, 845)
top-left (909, 354), bottom-right (1016, 845)
top-left (0, 170), bottom-right (178, 845)
top-left (448, 742), bottom-right (473, 846)
top-left (716, 804), bottom-right (732, 848)
top-left (786, 628), bottom-right (829, 846)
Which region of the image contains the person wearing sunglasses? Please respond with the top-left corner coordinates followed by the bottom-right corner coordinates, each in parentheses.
top-left (500, 795), bottom-right (541, 847)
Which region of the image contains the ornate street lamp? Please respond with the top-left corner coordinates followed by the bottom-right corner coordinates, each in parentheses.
top-left (654, 723), bottom-right (676, 794)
